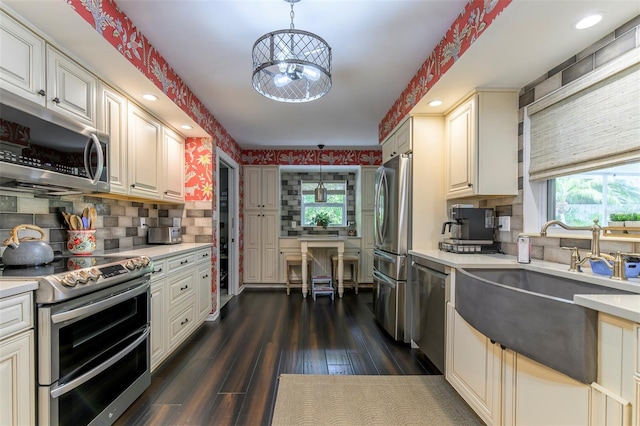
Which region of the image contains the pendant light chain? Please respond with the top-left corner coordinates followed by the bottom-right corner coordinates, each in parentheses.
top-left (290, 1), bottom-right (295, 30)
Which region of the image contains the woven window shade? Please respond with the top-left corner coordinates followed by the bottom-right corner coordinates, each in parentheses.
top-left (529, 56), bottom-right (640, 181)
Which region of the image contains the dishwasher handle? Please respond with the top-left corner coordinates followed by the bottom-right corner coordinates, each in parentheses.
top-left (411, 261), bottom-right (448, 281)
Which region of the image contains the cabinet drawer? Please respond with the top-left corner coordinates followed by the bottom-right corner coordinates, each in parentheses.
top-left (0, 292), bottom-right (33, 339)
top-left (167, 253), bottom-right (196, 273)
top-left (168, 270), bottom-right (195, 307)
top-left (196, 248), bottom-right (211, 264)
top-left (149, 259), bottom-right (167, 281)
top-left (168, 298), bottom-right (196, 350)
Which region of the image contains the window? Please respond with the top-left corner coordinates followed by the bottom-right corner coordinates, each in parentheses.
top-left (547, 162), bottom-right (640, 226)
top-left (301, 180), bottom-right (347, 227)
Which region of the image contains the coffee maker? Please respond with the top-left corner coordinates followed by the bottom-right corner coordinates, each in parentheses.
top-left (440, 205), bottom-right (499, 253)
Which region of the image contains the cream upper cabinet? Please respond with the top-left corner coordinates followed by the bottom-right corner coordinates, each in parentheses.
top-left (127, 101), bottom-right (162, 199)
top-left (361, 166), bottom-right (377, 211)
top-left (0, 12), bottom-right (97, 125)
top-left (161, 126), bottom-right (185, 202)
top-left (97, 82), bottom-right (128, 194)
top-left (0, 10), bottom-right (46, 105)
top-left (244, 166), bottom-right (279, 210)
top-left (382, 118), bottom-right (412, 162)
top-left (445, 90), bottom-right (518, 199)
top-left (46, 45), bottom-right (97, 126)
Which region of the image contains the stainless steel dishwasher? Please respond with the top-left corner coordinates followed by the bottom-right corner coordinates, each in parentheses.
top-left (410, 256), bottom-right (447, 373)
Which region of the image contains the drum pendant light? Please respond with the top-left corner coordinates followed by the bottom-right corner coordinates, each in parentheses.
top-left (315, 144), bottom-right (327, 203)
top-left (252, 0), bottom-right (332, 103)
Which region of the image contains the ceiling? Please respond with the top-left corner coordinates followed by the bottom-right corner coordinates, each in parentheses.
top-left (3, 1), bottom-right (640, 150)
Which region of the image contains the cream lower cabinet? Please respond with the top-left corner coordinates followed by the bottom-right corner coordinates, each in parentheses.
top-left (447, 303), bottom-right (502, 425)
top-left (150, 259), bottom-right (168, 371)
top-left (447, 303), bottom-right (591, 426)
top-left (243, 211), bottom-right (278, 283)
top-left (0, 292), bottom-right (35, 426)
top-left (150, 248), bottom-right (211, 372)
top-left (196, 248), bottom-right (212, 320)
top-left (594, 313), bottom-right (637, 426)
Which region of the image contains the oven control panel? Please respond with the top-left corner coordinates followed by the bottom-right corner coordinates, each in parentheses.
top-left (100, 264), bottom-right (129, 278)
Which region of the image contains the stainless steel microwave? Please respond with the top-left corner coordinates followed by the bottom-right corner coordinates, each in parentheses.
top-left (0, 101), bottom-right (109, 194)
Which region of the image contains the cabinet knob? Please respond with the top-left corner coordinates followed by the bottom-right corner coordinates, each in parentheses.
top-left (467, 183), bottom-right (472, 187)
top-left (130, 184), bottom-right (136, 188)
top-left (52, 97), bottom-right (60, 104)
top-left (38, 89), bottom-right (46, 96)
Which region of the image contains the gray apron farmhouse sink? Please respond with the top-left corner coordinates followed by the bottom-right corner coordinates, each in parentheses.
top-left (455, 268), bottom-right (633, 384)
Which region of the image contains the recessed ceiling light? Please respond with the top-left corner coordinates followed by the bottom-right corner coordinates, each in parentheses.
top-left (181, 125), bottom-right (192, 130)
top-left (142, 93), bottom-right (158, 101)
top-left (575, 14), bottom-right (602, 30)
top-left (428, 99), bottom-right (443, 107)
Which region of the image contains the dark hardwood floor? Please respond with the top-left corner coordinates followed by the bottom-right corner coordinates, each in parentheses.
top-left (116, 289), bottom-right (438, 426)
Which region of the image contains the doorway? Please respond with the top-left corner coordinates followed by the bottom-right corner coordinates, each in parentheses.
top-left (217, 149), bottom-right (239, 310)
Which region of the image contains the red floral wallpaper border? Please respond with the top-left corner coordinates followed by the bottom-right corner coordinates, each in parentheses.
top-left (379, 0), bottom-right (512, 142)
top-left (241, 149), bottom-right (382, 166)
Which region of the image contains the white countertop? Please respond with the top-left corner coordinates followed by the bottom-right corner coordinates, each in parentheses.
top-left (574, 294), bottom-right (640, 323)
top-left (0, 279), bottom-right (38, 299)
top-left (410, 249), bottom-right (640, 323)
top-left (103, 242), bottom-right (213, 260)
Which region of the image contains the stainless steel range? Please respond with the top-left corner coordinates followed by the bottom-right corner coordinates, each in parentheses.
top-left (2, 254), bottom-right (153, 426)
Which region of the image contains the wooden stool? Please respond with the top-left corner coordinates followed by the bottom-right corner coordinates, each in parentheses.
top-left (311, 275), bottom-right (334, 301)
top-left (285, 253), bottom-right (313, 295)
top-left (330, 254), bottom-right (360, 294)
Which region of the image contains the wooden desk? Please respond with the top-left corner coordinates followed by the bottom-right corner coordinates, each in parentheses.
top-left (298, 236), bottom-right (345, 298)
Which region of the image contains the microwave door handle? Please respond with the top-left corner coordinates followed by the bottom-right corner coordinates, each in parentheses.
top-left (84, 133), bottom-right (104, 185)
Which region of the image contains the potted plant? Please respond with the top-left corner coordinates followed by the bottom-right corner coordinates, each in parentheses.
top-left (312, 211), bottom-right (331, 229)
top-left (625, 213), bottom-right (640, 233)
top-left (608, 213), bottom-right (626, 228)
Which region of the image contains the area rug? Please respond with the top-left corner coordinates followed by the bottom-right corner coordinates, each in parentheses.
top-left (272, 374), bottom-right (484, 426)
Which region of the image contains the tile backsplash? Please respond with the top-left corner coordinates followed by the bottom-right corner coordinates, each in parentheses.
top-left (280, 171), bottom-right (356, 237)
top-left (0, 192), bottom-right (212, 255)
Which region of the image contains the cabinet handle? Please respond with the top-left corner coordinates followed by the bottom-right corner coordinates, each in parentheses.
top-left (52, 97), bottom-right (60, 104)
top-left (500, 344), bottom-right (506, 350)
top-left (130, 184), bottom-right (136, 188)
top-left (152, 268), bottom-right (163, 274)
top-left (180, 285), bottom-right (189, 290)
top-left (164, 191), bottom-right (169, 195)
top-left (38, 89), bottom-right (46, 96)
top-left (467, 183), bottom-right (472, 187)
top-left (181, 318), bottom-right (189, 326)
top-left (490, 339), bottom-right (496, 344)
top-left (180, 260), bottom-right (189, 265)
top-left (201, 253), bottom-right (209, 258)
top-left (202, 274), bottom-right (209, 279)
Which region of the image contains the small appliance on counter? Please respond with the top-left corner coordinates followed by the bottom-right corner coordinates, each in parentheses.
top-left (148, 226), bottom-right (182, 244)
top-left (439, 205), bottom-right (500, 254)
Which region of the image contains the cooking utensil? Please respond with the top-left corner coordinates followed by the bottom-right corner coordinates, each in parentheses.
top-left (70, 215), bottom-right (83, 230)
top-left (88, 207), bottom-right (97, 230)
top-left (1, 224), bottom-right (55, 266)
top-left (82, 217), bottom-right (89, 229)
top-left (61, 211), bottom-right (72, 228)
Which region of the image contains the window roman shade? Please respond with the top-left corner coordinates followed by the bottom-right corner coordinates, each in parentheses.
top-left (528, 49), bottom-right (640, 181)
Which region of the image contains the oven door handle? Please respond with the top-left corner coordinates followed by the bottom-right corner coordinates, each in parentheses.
top-left (49, 325), bottom-right (150, 399)
top-left (51, 280), bottom-right (149, 324)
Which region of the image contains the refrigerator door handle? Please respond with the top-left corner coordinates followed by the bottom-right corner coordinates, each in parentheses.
top-left (373, 269), bottom-right (396, 288)
top-left (374, 250), bottom-right (397, 264)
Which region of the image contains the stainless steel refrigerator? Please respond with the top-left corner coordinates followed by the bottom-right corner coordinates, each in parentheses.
top-left (372, 153), bottom-right (411, 341)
